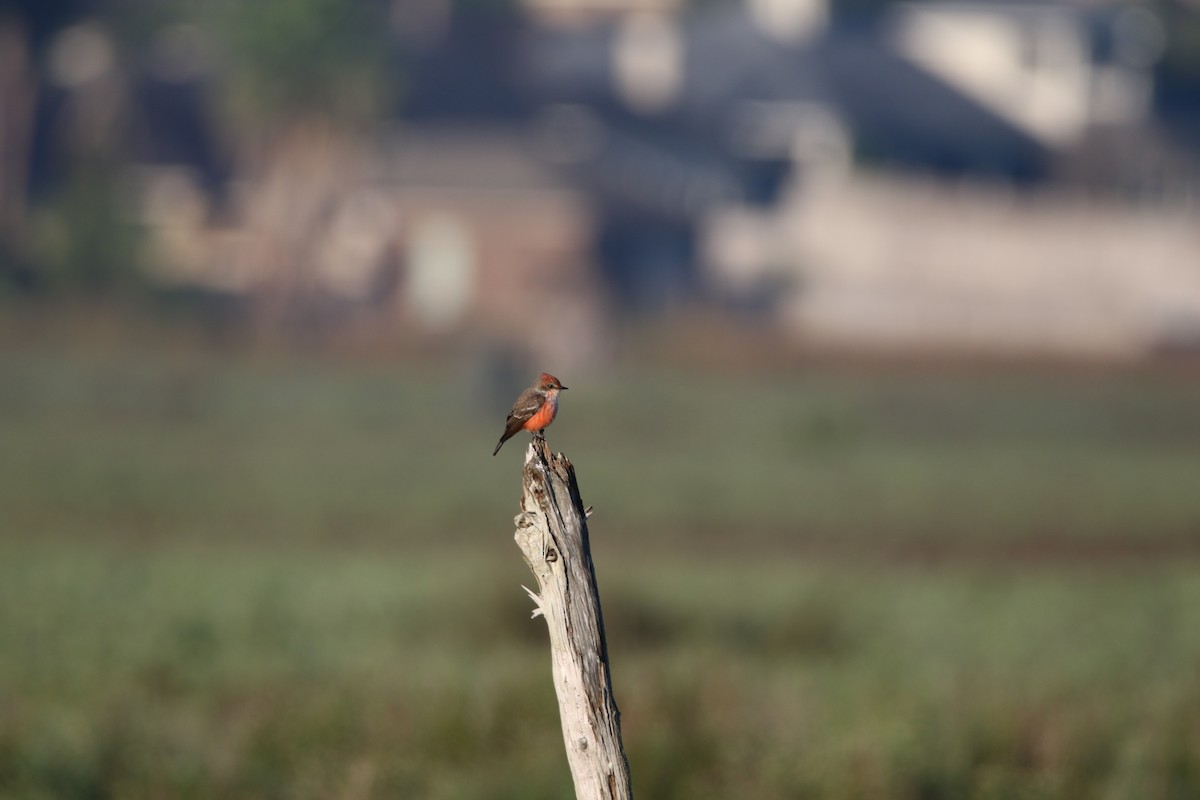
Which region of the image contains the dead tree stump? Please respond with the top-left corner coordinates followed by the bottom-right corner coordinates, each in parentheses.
top-left (512, 440), bottom-right (633, 800)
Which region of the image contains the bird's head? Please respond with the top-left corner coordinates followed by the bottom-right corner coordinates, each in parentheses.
top-left (538, 373), bottom-right (568, 392)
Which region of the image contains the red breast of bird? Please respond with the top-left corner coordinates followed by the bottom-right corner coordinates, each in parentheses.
top-left (523, 391), bottom-right (559, 432)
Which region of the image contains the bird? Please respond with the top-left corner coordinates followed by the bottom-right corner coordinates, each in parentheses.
top-left (493, 373), bottom-right (568, 455)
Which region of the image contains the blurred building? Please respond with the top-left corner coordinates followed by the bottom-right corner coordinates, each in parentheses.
top-left (519, 0), bottom-right (1200, 359)
top-left (15, 0), bottom-right (1197, 362)
top-left (890, 2), bottom-right (1160, 148)
top-left (384, 129), bottom-right (608, 365)
top-left (738, 173), bottom-right (1200, 359)
top-left (132, 127), bottom-right (610, 365)
top-left (690, 1), bottom-right (1200, 359)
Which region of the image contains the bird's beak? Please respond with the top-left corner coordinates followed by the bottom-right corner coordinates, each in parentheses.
top-left (560, 386), bottom-right (569, 391)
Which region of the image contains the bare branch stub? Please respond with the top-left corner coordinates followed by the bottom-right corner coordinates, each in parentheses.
top-left (513, 443), bottom-right (633, 800)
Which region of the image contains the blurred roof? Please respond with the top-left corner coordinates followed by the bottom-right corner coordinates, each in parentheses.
top-left (525, 2), bottom-right (1130, 179)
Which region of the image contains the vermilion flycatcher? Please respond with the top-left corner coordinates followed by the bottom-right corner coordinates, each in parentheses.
top-left (492, 373), bottom-right (569, 455)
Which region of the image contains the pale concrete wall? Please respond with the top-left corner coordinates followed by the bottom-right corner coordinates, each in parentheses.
top-left (775, 174), bottom-right (1200, 358)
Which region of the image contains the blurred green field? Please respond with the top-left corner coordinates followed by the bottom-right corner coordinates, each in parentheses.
top-left (2, 345), bottom-right (1200, 798)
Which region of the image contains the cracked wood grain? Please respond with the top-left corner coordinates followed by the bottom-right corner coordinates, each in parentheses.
top-left (512, 440), bottom-right (633, 800)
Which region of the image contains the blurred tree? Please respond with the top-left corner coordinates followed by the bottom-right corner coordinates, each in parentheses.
top-left (200, 0), bottom-right (393, 132)
top-left (0, 13), bottom-right (36, 289)
top-left (0, 0), bottom-right (95, 294)
top-left (32, 159), bottom-right (145, 295)
top-left (154, 0), bottom-right (399, 325)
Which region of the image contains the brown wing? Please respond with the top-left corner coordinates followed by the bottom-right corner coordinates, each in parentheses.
top-left (492, 388), bottom-right (546, 455)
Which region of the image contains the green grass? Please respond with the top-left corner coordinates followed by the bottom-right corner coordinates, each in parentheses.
top-left (2, 345), bottom-right (1200, 798)
top-left (5, 347), bottom-right (1200, 549)
top-left (3, 541), bottom-right (1199, 799)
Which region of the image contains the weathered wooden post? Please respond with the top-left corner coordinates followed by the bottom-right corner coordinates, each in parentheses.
top-left (512, 439), bottom-right (633, 800)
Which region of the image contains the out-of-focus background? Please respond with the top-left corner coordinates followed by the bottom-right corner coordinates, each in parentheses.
top-left (2, 0), bottom-right (1200, 796)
